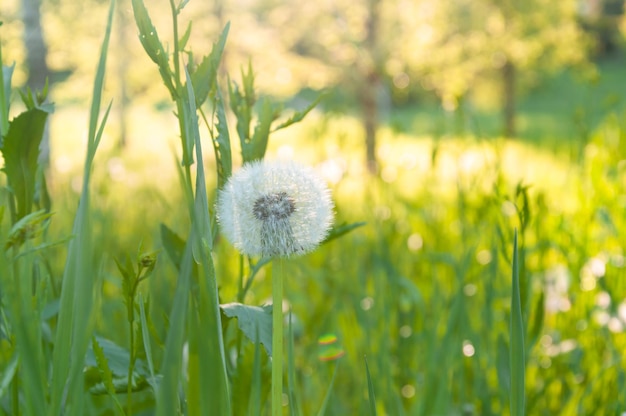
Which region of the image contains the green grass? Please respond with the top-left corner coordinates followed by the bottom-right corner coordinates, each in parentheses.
top-left (3, 1), bottom-right (626, 415)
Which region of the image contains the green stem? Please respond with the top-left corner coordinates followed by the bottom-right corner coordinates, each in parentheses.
top-left (236, 254), bottom-right (245, 303)
top-left (272, 259), bottom-right (284, 416)
top-left (168, 0), bottom-right (181, 89)
top-left (127, 309), bottom-right (134, 415)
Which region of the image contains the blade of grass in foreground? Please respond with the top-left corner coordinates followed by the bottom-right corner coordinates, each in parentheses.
top-left (316, 362), bottom-right (339, 416)
top-left (365, 356), bottom-right (377, 416)
top-left (510, 229), bottom-right (526, 416)
top-left (48, 1), bottom-right (114, 414)
top-left (184, 66), bottom-right (231, 416)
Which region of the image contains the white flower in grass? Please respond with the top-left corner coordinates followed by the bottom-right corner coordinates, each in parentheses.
top-left (217, 160), bottom-right (334, 258)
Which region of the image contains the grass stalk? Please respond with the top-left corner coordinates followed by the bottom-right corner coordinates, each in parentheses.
top-left (272, 258), bottom-right (284, 416)
top-left (510, 229), bottom-right (526, 416)
top-left (126, 315), bottom-right (135, 414)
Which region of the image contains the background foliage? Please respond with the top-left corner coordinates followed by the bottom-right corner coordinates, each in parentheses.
top-left (1, 0), bottom-right (626, 415)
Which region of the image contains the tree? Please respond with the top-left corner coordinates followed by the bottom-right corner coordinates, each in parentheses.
top-left (400, 0), bottom-right (590, 137)
top-left (21, 0), bottom-right (51, 163)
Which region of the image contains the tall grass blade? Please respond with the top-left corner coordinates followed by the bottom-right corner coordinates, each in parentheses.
top-left (155, 238), bottom-right (192, 416)
top-left (186, 66), bottom-right (231, 415)
top-left (510, 229), bottom-right (526, 416)
top-left (48, 1), bottom-right (114, 414)
top-left (364, 356), bottom-right (377, 416)
top-left (316, 362), bottom-right (339, 416)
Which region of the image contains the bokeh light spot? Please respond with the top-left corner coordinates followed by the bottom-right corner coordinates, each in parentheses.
top-left (407, 233), bottom-right (423, 252)
top-left (462, 340), bottom-right (475, 357)
top-left (401, 384), bottom-right (415, 398)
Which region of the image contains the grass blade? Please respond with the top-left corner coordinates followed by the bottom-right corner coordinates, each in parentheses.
top-left (510, 229), bottom-right (526, 416)
top-left (155, 238), bottom-right (192, 416)
top-left (364, 356), bottom-right (377, 416)
top-left (316, 361), bottom-right (339, 416)
top-left (184, 65), bottom-right (231, 416)
top-left (48, 1), bottom-right (114, 414)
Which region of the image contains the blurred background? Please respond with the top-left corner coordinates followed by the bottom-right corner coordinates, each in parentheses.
top-left (2, 0), bottom-right (626, 414)
top-left (2, 0), bottom-right (626, 167)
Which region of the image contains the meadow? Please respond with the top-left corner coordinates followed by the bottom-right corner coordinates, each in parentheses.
top-left (2, 1), bottom-right (626, 415)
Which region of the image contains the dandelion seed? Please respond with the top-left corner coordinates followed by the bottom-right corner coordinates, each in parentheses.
top-left (217, 160), bottom-right (334, 258)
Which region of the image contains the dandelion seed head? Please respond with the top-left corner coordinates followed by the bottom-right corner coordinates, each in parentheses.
top-left (253, 192), bottom-right (295, 221)
top-left (217, 160), bottom-right (334, 258)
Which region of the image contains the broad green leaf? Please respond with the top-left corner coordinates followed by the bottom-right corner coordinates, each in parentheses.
top-left (190, 23), bottom-right (230, 107)
top-left (221, 303), bottom-right (273, 356)
top-left (86, 336), bottom-right (150, 380)
top-left (91, 337), bottom-right (125, 413)
top-left (1, 108), bottom-right (48, 221)
top-left (131, 0), bottom-right (175, 96)
top-left (510, 230), bottom-right (526, 416)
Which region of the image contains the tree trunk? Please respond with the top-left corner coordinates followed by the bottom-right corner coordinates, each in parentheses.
top-left (502, 59), bottom-right (516, 138)
top-left (362, 74), bottom-right (379, 174)
top-left (22, 0), bottom-right (51, 165)
top-left (22, 0), bottom-right (49, 91)
top-left (362, 0), bottom-right (381, 174)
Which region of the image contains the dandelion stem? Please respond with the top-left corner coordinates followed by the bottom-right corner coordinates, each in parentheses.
top-left (272, 258), bottom-right (284, 416)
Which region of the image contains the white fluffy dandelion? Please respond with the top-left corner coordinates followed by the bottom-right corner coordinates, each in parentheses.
top-left (216, 160), bottom-right (334, 258)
